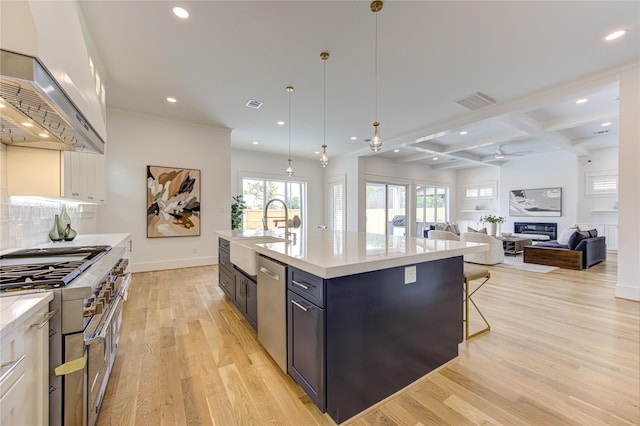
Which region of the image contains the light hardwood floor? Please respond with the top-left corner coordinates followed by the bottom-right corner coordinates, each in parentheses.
top-left (97, 253), bottom-right (639, 426)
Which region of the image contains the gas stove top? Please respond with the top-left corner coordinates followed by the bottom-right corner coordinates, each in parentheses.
top-left (0, 245), bottom-right (111, 292)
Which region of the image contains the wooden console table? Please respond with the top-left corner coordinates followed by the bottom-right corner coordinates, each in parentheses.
top-left (496, 236), bottom-right (532, 255)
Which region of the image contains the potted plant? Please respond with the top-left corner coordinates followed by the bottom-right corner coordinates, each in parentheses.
top-left (479, 214), bottom-right (506, 236)
top-left (231, 194), bottom-right (247, 230)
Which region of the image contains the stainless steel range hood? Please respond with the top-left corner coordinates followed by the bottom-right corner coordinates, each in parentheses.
top-left (0, 49), bottom-right (105, 154)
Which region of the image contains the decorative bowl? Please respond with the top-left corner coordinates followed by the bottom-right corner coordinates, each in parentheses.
top-left (501, 232), bottom-right (512, 237)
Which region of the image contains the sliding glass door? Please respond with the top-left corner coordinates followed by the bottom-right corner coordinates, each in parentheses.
top-left (366, 182), bottom-right (406, 236)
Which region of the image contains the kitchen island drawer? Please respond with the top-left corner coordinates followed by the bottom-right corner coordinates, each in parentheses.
top-left (288, 266), bottom-right (325, 308)
top-left (218, 267), bottom-right (235, 300)
top-left (219, 237), bottom-right (230, 252)
top-left (219, 247), bottom-right (233, 273)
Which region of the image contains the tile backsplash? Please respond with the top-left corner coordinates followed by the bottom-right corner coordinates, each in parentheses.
top-left (1, 197), bottom-right (98, 250)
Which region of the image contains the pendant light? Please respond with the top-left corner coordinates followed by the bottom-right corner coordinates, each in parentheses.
top-left (369, 0), bottom-right (383, 153)
top-left (285, 85), bottom-right (294, 176)
top-left (320, 51), bottom-right (330, 168)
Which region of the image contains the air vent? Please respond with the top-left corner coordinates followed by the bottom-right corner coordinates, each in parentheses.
top-left (245, 99), bottom-right (263, 109)
top-left (455, 92), bottom-right (496, 111)
top-left (594, 129), bottom-right (610, 135)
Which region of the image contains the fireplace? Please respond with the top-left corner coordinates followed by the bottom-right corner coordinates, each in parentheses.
top-left (514, 222), bottom-right (557, 240)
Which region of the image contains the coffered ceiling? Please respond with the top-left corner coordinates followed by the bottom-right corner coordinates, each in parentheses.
top-left (79, 1), bottom-right (640, 169)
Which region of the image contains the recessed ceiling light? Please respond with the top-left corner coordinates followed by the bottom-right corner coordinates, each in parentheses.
top-left (314, 151), bottom-right (320, 155)
top-left (172, 6), bottom-right (189, 19)
top-left (38, 133), bottom-right (49, 138)
top-left (393, 149), bottom-right (400, 153)
top-left (459, 131), bottom-right (467, 135)
top-left (166, 97), bottom-right (177, 103)
top-left (21, 122), bottom-right (33, 127)
top-left (605, 29), bottom-right (627, 41)
top-left (277, 121), bottom-right (285, 126)
top-left (601, 122), bottom-right (612, 127)
top-left (252, 141), bottom-right (259, 145)
top-left (350, 136), bottom-right (357, 141)
top-left (433, 157), bottom-right (438, 161)
top-left (576, 98), bottom-right (588, 104)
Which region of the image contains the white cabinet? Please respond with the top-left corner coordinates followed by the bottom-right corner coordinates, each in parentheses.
top-left (0, 293), bottom-right (53, 426)
top-left (7, 146), bottom-right (106, 203)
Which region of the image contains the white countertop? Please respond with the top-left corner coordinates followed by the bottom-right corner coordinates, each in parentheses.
top-left (0, 291), bottom-right (53, 335)
top-left (218, 229), bottom-right (487, 279)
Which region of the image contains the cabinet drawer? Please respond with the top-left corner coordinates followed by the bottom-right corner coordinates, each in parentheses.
top-left (219, 238), bottom-right (230, 252)
top-left (219, 248), bottom-right (233, 273)
top-left (218, 267), bottom-right (236, 299)
top-left (288, 267), bottom-right (325, 308)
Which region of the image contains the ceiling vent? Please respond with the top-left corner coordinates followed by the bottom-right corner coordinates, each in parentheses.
top-left (245, 99), bottom-right (263, 109)
top-left (455, 92), bottom-right (496, 111)
top-left (594, 129), bottom-right (610, 135)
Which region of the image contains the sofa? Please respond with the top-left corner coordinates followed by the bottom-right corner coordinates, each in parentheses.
top-left (523, 228), bottom-right (606, 270)
top-left (460, 232), bottom-right (505, 266)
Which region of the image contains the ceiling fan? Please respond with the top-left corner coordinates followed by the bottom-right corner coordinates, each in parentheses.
top-left (490, 144), bottom-right (530, 160)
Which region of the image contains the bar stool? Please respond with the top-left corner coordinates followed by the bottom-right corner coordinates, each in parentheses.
top-left (463, 264), bottom-right (491, 339)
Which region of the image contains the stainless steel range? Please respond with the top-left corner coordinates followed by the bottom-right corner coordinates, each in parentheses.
top-left (0, 241), bottom-right (131, 426)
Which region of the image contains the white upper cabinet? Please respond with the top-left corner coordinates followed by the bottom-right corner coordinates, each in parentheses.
top-left (0, 0), bottom-right (107, 142)
top-left (7, 146), bottom-right (106, 204)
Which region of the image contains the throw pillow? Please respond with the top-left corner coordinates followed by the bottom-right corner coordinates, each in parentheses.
top-left (568, 230), bottom-right (590, 250)
top-left (557, 224), bottom-right (580, 245)
top-left (467, 226), bottom-right (487, 234)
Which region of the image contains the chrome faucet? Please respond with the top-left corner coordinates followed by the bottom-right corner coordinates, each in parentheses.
top-left (263, 199), bottom-right (294, 242)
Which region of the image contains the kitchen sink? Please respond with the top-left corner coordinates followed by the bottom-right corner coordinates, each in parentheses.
top-left (230, 236), bottom-right (284, 276)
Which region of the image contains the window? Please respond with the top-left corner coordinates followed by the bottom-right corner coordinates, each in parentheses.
top-left (585, 170), bottom-right (617, 196)
top-left (328, 181), bottom-right (345, 231)
top-left (416, 185), bottom-right (450, 236)
top-left (464, 182), bottom-right (496, 200)
top-left (366, 182), bottom-right (407, 236)
top-left (241, 177), bottom-right (306, 230)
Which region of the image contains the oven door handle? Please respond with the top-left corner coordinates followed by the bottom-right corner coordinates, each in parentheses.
top-left (84, 297), bottom-right (122, 346)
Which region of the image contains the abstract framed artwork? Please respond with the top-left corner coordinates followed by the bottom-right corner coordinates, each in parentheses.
top-left (147, 165), bottom-right (201, 237)
top-left (509, 187), bottom-right (562, 217)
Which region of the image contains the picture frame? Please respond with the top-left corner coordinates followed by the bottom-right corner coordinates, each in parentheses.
top-left (147, 165), bottom-right (201, 237)
top-left (509, 187), bottom-right (562, 217)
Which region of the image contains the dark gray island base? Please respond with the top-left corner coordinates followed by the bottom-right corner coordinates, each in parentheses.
top-left (287, 256), bottom-right (463, 424)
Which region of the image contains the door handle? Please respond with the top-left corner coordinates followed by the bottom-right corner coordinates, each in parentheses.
top-left (259, 267), bottom-right (280, 281)
top-left (0, 355), bottom-right (26, 383)
top-left (292, 280), bottom-right (312, 290)
top-left (291, 299), bottom-right (310, 312)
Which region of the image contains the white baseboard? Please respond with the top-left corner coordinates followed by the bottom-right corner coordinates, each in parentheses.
top-left (131, 256), bottom-right (217, 273)
top-left (615, 284), bottom-right (640, 301)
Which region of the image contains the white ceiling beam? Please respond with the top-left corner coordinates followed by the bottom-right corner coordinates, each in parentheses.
top-left (543, 107), bottom-right (619, 132)
top-left (500, 113), bottom-right (588, 155)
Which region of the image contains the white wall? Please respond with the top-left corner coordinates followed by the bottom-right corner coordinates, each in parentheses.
top-left (577, 146), bottom-right (619, 224)
top-left (230, 149), bottom-right (326, 230)
top-left (498, 151), bottom-right (579, 236)
top-left (616, 65), bottom-right (640, 301)
top-left (98, 108), bottom-right (231, 272)
top-left (455, 166), bottom-right (501, 232)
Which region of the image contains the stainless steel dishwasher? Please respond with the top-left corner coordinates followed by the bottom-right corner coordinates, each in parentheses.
top-left (257, 255), bottom-right (288, 372)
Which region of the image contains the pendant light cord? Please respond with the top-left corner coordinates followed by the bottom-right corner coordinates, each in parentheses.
top-left (374, 10), bottom-right (378, 121)
top-left (288, 89), bottom-right (292, 159)
top-left (323, 58), bottom-right (326, 146)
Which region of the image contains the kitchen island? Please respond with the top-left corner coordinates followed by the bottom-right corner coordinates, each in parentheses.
top-left (217, 229), bottom-right (486, 424)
